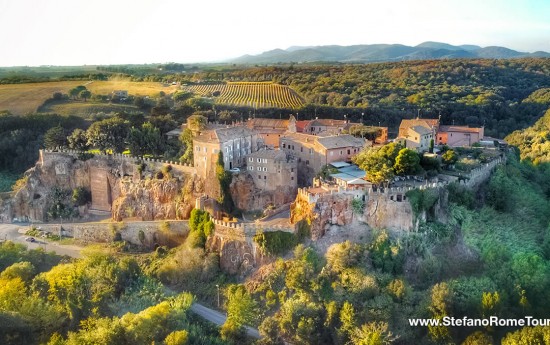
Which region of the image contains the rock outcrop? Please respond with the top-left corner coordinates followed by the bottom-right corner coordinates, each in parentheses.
top-left (230, 173), bottom-right (297, 211)
top-left (6, 151), bottom-right (203, 222)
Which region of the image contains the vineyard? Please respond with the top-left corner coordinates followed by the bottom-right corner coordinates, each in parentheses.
top-left (184, 82), bottom-right (304, 109)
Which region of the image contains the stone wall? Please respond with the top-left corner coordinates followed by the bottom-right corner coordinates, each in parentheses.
top-left (39, 220), bottom-right (189, 247)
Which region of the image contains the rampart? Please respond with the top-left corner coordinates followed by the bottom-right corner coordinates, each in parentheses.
top-left (40, 149), bottom-right (196, 176)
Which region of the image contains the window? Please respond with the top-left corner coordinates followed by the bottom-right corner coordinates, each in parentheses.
top-left (264, 176), bottom-right (266, 180)
top-left (301, 147), bottom-right (303, 152)
top-left (263, 159), bottom-right (267, 163)
top-left (257, 158), bottom-right (261, 163)
top-left (249, 157), bottom-right (253, 162)
top-left (258, 175), bottom-right (261, 179)
top-left (347, 149), bottom-right (350, 154)
top-left (291, 168), bottom-right (294, 172)
top-left (196, 146), bottom-right (200, 151)
top-left (291, 176), bottom-right (294, 180)
top-left (257, 167), bottom-right (261, 171)
top-left (309, 148), bottom-right (312, 154)
top-left (283, 143), bottom-right (286, 149)
top-left (306, 160), bottom-right (309, 165)
top-left (237, 143), bottom-right (240, 149)
top-left (340, 150), bottom-right (343, 155)
top-left (263, 167), bottom-right (267, 172)
top-left (439, 137), bottom-right (442, 140)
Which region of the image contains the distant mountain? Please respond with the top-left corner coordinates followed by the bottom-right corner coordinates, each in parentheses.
top-left (230, 42), bottom-right (548, 64)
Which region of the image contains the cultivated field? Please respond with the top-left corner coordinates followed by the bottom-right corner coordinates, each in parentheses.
top-left (0, 81), bottom-right (179, 115)
top-left (39, 102), bottom-right (140, 117)
top-left (184, 82), bottom-right (304, 109)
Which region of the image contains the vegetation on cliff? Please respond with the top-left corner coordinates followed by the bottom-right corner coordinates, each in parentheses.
top-left (506, 108), bottom-right (550, 163)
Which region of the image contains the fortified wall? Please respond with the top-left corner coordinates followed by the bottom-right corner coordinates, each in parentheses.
top-left (291, 155), bottom-right (506, 237)
top-left (207, 218), bottom-right (294, 276)
top-left (5, 150), bottom-right (201, 222)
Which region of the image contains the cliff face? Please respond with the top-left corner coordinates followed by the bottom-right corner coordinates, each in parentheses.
top-left (7, 151), bottom-right (203, 222)
top-left (291, 192), bottom-right (355, 240)
top-left (230, 173), bottom-right (297, 211)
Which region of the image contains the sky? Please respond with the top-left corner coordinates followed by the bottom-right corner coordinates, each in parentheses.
top-left (0, 0), bottom-right (549, 66)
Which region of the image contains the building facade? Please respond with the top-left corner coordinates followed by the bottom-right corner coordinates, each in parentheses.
top-left (193, 126), bottom-right (260, 178)
top-left (245, 149), bottom-right (297, 191)
top-left (280, 133), bottom-right (368, 186)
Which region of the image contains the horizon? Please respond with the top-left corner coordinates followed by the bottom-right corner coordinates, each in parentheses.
top-left (1, 0), bottom-right (549, 67)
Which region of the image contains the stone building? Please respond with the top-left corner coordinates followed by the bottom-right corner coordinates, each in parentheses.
top-left (397, 118), bottom-right (484, 150)
top-left (245, 149), bottom-right (297, 191)
top-left (280, 133), bottom-right (368, 186)
top-left (246, 116), bottom-right (296, 148)
top-left (193, 126), bottom-right (260, 178)
top-left (437, 125), bottom-right (484, 146)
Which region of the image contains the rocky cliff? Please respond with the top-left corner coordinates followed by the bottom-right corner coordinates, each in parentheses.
top-left (6, 151), bottom-right (203, 222)
top-left (230, 173), bottom-right (297, 211)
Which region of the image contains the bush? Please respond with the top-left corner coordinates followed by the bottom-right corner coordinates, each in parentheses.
top-left (72, 187), bottom-right (91, 206)
top-left (254, 231), bottom-right (297, 256)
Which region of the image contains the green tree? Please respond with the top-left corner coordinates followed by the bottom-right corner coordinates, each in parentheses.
top-left (393, 148), bottom-right (420, 175)
top-left (67, 128), bottom-right (89, 151)
top-left (128, 122), bottom-right (164, 157)
top-left (44, 125), bottom-right (67, 149)
top-left (86, 117), bottom-right (130, 153)
top-left (164, 330), bottom-right (189, 345)
top-left (179, 128), bottom-right (194, 164)
top-left (349, 322), bottom-right (395, 345)
top-left (442, 149), bottom-right (458, 166)
top-left (69, 86), bottom-right (86, 100)
top-left (224, 284), bottom-right (258, 327)
top-left (79, 90), bottom-right (91, 102)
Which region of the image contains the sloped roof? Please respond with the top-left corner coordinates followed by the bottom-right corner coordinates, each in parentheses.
top-left (247, 149), bottom-right (286, 160)
top-left (409, 126), bottom-right (432, 136)
top-left (317, 134), bottom-right (366, 149)
top-left (295, 120), bottom-right (311, 132)
top-left (439, 125), bottom-right (483, 134)
top-left (248, 118), bottom-right (289, 129)
top-left (195, 126), bottom-right (257, 144)
top-left (400, 118), bottom-right (439, 130)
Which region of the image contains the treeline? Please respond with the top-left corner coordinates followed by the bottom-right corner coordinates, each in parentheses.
top-left (0, 114), bottom-right (86, 173)
top-left (506, 103), bottom-right (550, 163)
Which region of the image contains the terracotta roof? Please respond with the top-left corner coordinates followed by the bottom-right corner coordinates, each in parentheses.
top-left (409, 126), bottom-right (432, 136)
top-left (280, 132), bottom-right (318, 148)
top-left (248, 118), bottom-right (289, 129)
top-left (295, 120), bottom-right (311, 132)
top-left (400, 118), bottom-right (439, 130)
top-left (309, 119), bottom-right (348, 127)
top-left (439, 125), bottom-right (483, 134)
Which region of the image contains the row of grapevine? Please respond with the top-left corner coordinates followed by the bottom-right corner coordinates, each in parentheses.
top-left (183, 82), bottom-right (304, 109)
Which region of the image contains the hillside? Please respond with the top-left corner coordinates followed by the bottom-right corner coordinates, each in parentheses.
top-left (230, 42), bottom-right (550, 64)
top-left (506, 106), bottom-right (550, 163)
top-left (183, 82), bottom-right (304, 109)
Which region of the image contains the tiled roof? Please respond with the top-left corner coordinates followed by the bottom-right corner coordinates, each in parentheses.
top-left (400, 118), bottom-right (439, 130)
top-left (195, 126), bottom-right (257, 144)
top-left (309, 119), bottom-right (348, 127)
top-left (248, 118), bottom-right (289, 129)
top-left (439, 125), bottom-right (483, 134)
top-left (409, 126), bottom-right (432, 136)
top-left (316, 134), bottom-right (366, 149)
top-left (295, 120), bottom-right (311, 132)
top-left (247, 149), bottom-right (286, 160)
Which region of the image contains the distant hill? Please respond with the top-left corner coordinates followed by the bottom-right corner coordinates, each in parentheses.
top-left (230, 42), bottom-right (550, 64)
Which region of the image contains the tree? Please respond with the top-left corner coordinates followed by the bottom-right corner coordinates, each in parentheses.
top-left (349, 322), bottom-right (395, 345)
top-left (442, 149), bottom-right (458, 166)
top-left (67, 128), bottom-right (89, 151)
top-left (86, 117), bottom-right (130, 153)
top-left (128, 122), bottom-right (164, 157)
top-left (224, 284), bottom-right (258, 327)
top-left (393, 148), bottom-right (420, 176)
top-left (44, 125), bottom-right (67, 149)
top-left (179, 128), bottom-right (194, 164)
top-left (79, 90), bottom-right (91, 102)
top-left (69, 85), bottom-right (87, 100)
top-left (164, 330), bottom-right (189, 345)
top-left (186, 114), bottom-right (207, 132)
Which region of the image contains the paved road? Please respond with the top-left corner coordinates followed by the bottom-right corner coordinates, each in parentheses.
top-left (0, 224), bottom-right (82, 258)
top-left (0, 222), bottom-right (261, 338)
top-left (190, 303), bottom-right (261, 339)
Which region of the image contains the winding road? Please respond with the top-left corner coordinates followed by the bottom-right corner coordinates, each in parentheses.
top-left (0, 222), bottom-right (261, 339)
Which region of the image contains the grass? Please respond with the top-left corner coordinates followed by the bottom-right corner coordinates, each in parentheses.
top-left (39, 101), bottom-right (139, 117)
top-left (0, 80), bottom-right (180, 115)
